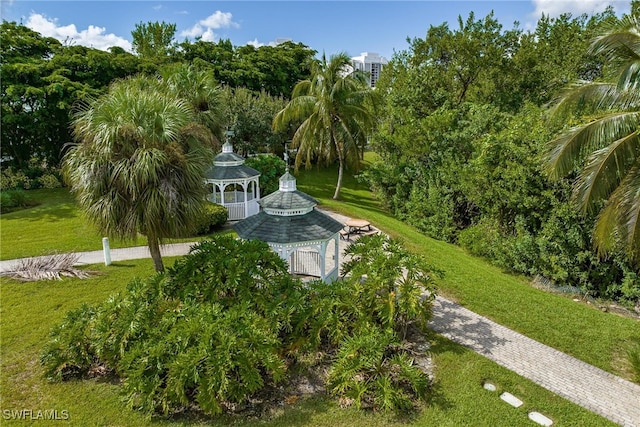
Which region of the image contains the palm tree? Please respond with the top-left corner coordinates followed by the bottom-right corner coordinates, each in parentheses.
top-left (63, 75), bottom-right (215, 272)
top-left (273, 52), bottom-right (377, 200)
top-left (545, 13), bottom-right (640, 262)
top-left (160, 63), bottom-right (225, 143)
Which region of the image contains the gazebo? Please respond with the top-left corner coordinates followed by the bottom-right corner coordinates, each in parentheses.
top-left (234, 171), bottom-right (344, 282)
top-left (204, 140), bottom-right (260, 221)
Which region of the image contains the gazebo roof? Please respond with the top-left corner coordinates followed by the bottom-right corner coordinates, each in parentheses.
top-left (214, 152), bottom-right (245, 163)
top-left (204, 164), bottom-right (260, 181)
top-left (234, 209), bottom-right (343, 244)
top-left (205, 142), bottom-right (260, 181)
top-left (259, 189), bottom-right (317, 210)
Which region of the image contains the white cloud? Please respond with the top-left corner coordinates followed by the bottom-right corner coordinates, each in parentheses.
top-left (26, 13), bottom-right (131, 51)
top-left (180, 11), bottom-right (238, 41)
top-left (247, 38), bottom-right (264, 48)
top-left (153, 5), bottom-right (163, 11)
top-left (531, 0), bottom-right (630, 18)
top-left (246, 38), bottom-right (284, 48)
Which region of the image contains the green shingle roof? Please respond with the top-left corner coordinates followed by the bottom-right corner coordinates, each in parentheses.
top-left (234, 209), bottom-right (344, 244)
top-left (260, 190), bottom-right (317, 210)
top-left (204, 164), bottom-right (260, 180)
top-left (214, 152), bottom-right (245, 163)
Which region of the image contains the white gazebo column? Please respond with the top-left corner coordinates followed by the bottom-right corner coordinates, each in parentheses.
top-left (334, 235), bottom-right (339, 273)
top-left (319, 241), bottom-right (327, 280)
top-left (243, 180), bottom-right (248, 217)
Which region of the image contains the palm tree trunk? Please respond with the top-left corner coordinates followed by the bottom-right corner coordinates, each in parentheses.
top-left (333, 157), bottom-right (344, 200)
top-left (147, 235), bottom-right (165, 272)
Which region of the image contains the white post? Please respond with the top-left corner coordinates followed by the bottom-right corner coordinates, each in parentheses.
top-left (102, 237), bottom-right (111, 266)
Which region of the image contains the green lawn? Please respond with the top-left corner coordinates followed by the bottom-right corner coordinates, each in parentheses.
top-left (0, 259), bottom-right (613, 426)
top-left (0, 188), bottom-right (229, 260)
top-left (0, 159), bottom-right (636, 425)
top-left (295, 156), bottom-right (640, 381)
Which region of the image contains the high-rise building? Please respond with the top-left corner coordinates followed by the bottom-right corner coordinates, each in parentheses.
top-left (350, 52), bottom-right (388, 88)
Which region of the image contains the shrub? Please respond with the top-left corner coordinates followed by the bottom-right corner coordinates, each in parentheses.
top-left (0, 167), bottom-right (31, 190)
top-left (244, 154), bottom-right (286, 196)
top-left (37, 173), bottom-right (62, 189)
top-left (195, 202), bottom-right (228, 235)
top-left (40, 304), bottom-right (98, 380)
top-left (42, 236), bottom-right (303, 416)
top-left (41, 235), bottom-right (436, 417)
top-left (327, 325), bottom-right (429, 411)
top-left (341, 234), bottom-right (439, 339)
top-left (0, 189), bottom-right (28, 212)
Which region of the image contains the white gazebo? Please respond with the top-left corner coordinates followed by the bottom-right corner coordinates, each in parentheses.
top-left (234, 171), bottom-right (344, 282)
top-left (204, 140), bottom-right (260, 221)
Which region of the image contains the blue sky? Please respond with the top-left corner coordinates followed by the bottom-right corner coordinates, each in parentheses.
top-left (1, 1), bottom-right (632, 59)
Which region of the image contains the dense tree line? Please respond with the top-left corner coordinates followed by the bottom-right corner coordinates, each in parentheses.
top-left (364, 5), bottom-right (640, 303)
top-left (0, 20), bottom-right (315, 170)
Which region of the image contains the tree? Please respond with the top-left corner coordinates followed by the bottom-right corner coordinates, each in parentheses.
top-left (131, 21), bottom-right (176, 60)
top-left (1, 22), bottom-right (144, 170)
top-left (63, 76), bottom-right (215, 272)
top-left (545, 11), bottom-right (640, 262)
top-left (221, 86), bottom-right (288, 156)
top-left (273, 52), bottom-right (376, 199)
top-left (160, 63), bottom-right (224, 143)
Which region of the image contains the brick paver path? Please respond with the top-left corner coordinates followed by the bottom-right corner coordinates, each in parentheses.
top-left (430, 297), bottom-right (640, 426)
top-left (2, 210), bottom-right (639, 425)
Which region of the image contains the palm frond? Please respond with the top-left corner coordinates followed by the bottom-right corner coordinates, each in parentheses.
top-left (593, 162), bottom-right (640, 261)
top-left (545, 111), bottom-right (640, 179)
top-left (573, 130), bottom-right (640, 212)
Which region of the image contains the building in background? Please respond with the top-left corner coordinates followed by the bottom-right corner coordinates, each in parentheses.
top-left (350, 52), bottom-right (388, 88)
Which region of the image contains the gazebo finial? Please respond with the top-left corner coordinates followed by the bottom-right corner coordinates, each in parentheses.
top-left (222, 129), bottom-right (234, 154)
top-left (284, 141), bottom-right (290, 172)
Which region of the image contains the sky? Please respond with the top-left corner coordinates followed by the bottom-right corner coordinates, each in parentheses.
top-left (1, 1), bottom-right (633, 59)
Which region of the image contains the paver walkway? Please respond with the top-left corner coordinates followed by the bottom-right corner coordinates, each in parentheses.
top-left (1, 210), bottom-right (639, 426)
top-left (430, 297), bottom-right (640, 426)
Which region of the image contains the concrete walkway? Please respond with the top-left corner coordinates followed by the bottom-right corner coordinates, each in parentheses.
top-left (1, 211), bottom-right (639, 426)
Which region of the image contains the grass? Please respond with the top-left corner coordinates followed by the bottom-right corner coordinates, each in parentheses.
top-left (0, 258), bottom-right (614, 426)
top-left (0, 158), bottom-right (635, 424)
top-left (0, 188), bottom-right (229, 260)
top-left (295, 155), bottom-right (640, 381)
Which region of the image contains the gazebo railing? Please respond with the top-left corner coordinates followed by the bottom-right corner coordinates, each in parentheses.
top-left (208, 191), bottom-right (255, 204)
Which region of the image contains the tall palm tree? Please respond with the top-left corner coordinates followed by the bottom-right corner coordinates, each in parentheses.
top-left (273, 52), bottom-right (376, 200)
top-left (545, 13), bottom-right (640, 262)
top-left (160, 63), bottom-right (225, 143)
top-left (63, 76), bottom-right (215, 272)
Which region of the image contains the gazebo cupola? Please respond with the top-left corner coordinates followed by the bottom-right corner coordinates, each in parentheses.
top-left (234, 170), bottom-right (344, 282)
top-left (204, 133), bottom-right (260, 220)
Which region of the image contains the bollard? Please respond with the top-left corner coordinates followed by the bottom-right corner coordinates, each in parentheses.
top-left (102, 237), bottom-right (111, 266)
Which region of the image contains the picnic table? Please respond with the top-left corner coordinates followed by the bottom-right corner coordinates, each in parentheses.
top-left (340, 219), bottom-right (372, 240)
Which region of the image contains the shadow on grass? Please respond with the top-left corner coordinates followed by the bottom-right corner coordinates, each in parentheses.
top-left (1, 202), bottom-right (79, 222)
top-left (153, 395), bottom-right (330, 427)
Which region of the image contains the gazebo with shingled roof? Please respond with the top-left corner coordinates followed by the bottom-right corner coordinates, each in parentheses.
top-left (204, 132), bottom-right (260, 221)
top-left (234, 170), bottom-right (344, 282)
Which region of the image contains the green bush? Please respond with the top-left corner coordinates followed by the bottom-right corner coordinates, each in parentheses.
top-left (341, 234), bottom-right (439, 339)
top-left (195, 202), bottom-right (228, 235)
top-left (244, 154), bottom-right (286, 196)
top-left (40, 304), bottom-right (97, 380)
top-left (41, 235), bottom-right (436, 417)
top-left (37, 173), bottom-right (62, 189)
top-left (327, 325), bottom-right (429, 411)
top-left (0, 189), bottom-right (28, 212)
top-left (1, 167), bottom-right (31, 190)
